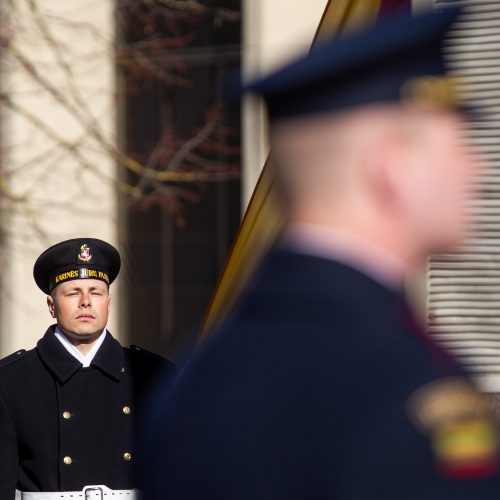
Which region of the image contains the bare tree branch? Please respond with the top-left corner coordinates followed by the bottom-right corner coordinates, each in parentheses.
top-left (0, 0), bottom-right (241, 238)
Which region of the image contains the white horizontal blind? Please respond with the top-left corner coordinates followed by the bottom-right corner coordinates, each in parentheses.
top-left (429, 0), bottom-right (500, 393)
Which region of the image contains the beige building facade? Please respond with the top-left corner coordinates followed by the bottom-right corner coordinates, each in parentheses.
top-left (0, 0), bottom-right (118, 355)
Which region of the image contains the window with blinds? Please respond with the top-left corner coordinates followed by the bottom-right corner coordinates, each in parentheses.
top-left (428, 0), bottom-right (500, 393)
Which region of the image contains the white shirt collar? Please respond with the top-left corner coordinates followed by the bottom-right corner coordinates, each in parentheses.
top-left (54, 326), bottom-right (107, 368)
top-left (283, 223), bottom-right (408, 290)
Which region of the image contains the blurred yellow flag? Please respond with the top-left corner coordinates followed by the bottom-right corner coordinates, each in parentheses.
top-left (200, 0), bottom-right (384, 342)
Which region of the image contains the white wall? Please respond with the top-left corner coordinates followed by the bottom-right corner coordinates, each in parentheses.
top-left (0, 0), bottom-right (118, 355)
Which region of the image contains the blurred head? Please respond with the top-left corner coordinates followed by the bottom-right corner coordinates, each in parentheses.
top-left (271, 104), bottom-right (479, 264)
top-left (391, 107), bottom-right (477, 252)
top-left (47, 278), bottom-right (111, 344)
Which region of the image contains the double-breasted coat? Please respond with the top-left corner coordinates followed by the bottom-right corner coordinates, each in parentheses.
top-left (0, 326), bottom-right (173, 498)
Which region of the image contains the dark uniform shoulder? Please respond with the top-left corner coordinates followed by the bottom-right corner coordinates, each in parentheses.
top-left (126, 345), bottom-right (176, 371)
top-left (129, 344), bottom-right (165, 361)
top-left (125, 345), bottom-right (176, 390)
top-left (0, 349), bottom-right (27, 371)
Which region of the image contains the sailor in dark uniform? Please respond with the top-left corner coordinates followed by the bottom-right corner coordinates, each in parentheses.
top-left (140, 9), bottom-right (500, 500)
top-left (0, 238), bottom-right (174, 499)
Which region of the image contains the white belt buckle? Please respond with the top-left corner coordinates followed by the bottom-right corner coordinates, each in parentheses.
top-left (84, 485), bottom-right (109, 499)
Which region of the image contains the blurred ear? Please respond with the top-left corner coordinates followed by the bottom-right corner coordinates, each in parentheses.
top-left (47, 294), bottom-right (57, 319)
top-left (363, 134), bottom-right (405, 208)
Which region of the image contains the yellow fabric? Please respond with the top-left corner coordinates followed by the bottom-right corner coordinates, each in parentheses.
top-left (200, 0), bottom-right (383, 341)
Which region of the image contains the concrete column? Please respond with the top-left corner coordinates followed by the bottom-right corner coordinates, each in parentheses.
top-left (241, 0), bottom-right (328, 209)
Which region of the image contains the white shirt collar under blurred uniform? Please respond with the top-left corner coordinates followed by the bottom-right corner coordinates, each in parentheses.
top-left (54, 326), bottom-right (107, 367)
top-left (284, 223), bottom-right (408, 291)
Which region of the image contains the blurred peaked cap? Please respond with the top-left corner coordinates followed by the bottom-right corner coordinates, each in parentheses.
top-left (226, 7), bottom-right (464, 121)
top-left (33, 238), bottom-right (121, 294)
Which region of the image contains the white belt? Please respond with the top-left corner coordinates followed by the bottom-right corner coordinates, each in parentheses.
top-left (19, 485), bottom-right (137, 500)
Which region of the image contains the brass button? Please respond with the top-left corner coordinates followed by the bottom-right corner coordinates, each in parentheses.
top-left (63, 456), bottom-right (72, 465)
top-left (122, 406), bottom-right (131, 415)
top-left (124, 452), bottom-right (132, 462)
top-left (62, 411), bottom-right (72, 420)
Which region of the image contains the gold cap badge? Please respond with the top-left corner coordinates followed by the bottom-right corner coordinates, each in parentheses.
top-left (77, 244), bottom-right (92, 263)
top-left (400, 76), bottom-right (463, 111)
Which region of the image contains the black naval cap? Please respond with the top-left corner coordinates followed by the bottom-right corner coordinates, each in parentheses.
top-left (229, 8), bottom-right (463, 121)
top-left (33, 238), bottom-right (121, 294)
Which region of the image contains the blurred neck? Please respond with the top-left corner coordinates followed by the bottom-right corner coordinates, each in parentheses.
top-left (285, 205), bottom-right (421, 289)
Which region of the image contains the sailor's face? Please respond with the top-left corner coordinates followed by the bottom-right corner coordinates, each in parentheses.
top-left (47, 279), bottom-right (111, 340)
top-left (400, 111), bottom-right (479, 253)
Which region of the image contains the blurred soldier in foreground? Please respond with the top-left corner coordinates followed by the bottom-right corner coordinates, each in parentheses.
top-left (141, 9), bottom-right (500, 500)
top-left (0, 238), bottom-right (174, 499)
